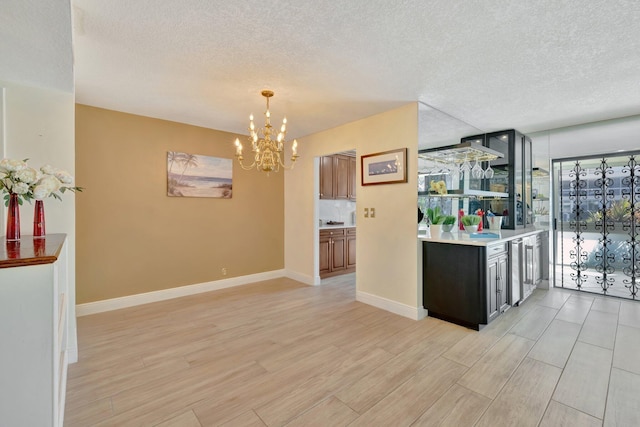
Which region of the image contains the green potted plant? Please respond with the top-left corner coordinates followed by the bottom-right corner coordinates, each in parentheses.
top-left (426, 207), bottom-right (447, 236)
top-left (461, 214), bottom-right (481, 233)
top-left (441, 215), bottom-right (456, 232)
top-left (426, 206), bottom-right (443, 224)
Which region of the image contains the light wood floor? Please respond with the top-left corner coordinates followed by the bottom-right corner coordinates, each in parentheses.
top-left (65, 274), bottom-right (640, 426)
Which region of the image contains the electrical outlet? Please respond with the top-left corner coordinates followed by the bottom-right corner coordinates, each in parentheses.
top-left (364, 208), bottom-right (369, 218)
top-left (370, 207), bottom-right (375, 218)
top-left (221, 268), bottom-right (227, 276)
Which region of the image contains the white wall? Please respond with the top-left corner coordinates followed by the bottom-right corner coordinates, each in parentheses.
top-left (0, 80), bottom-right (77, 361)
top-left (531, 114), bottom-right (640, 159)
top-left (1, 88), bottom-right (5, 231)
top-left (285, 103), bottom-right (422, 319)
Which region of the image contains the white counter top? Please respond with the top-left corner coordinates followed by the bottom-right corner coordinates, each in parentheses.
top-left (418, 227), bottom-right (546, 246)
top-left (319, 224), bottom-right (356, 230)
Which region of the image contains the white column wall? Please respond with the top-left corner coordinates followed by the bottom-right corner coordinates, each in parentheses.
top-left (1, 80), bottom-right (77, 362)
top-left (285, 103), bottom-right (422, 318)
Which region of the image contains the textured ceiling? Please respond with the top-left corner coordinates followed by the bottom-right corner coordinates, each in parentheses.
top-left (10, 0), bottom-right (640, 145)
top-left (1, 0), bottom-right (74, 91)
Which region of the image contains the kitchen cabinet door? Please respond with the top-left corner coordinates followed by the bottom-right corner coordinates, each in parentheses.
top-left (319, 235), bottom-right (331, 276)
top-left (334, 155), bottom-right (350, 200)
top-left (487, 257), bottom-right (500, 323)
top-left (348, 156), bottom-right (357, 201)
top-left (320, 228), bottom-right (354, 278)
top-left (487, 253), bottom-right (509, 323)
top-left (331, 235), bottom-right (346, 272)
top-left (498, 254), bottom-right (509, 311)
top-left (320, 156), bottom-right (334, 199)
top-left (347, 229), bottom-right (356, 268)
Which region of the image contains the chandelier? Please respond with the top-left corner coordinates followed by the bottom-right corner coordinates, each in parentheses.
top-left (234, 90), bottom-right (299, 173)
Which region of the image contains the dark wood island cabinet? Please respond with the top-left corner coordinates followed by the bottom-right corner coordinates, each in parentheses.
top-left (421, 229), bottom-right (547, 330)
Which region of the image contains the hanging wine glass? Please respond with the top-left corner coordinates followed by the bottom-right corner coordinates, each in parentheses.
top-left (460, 155), bottom-right (471, 178)
top-left (450, 165), bottom-right (460, 184)
top-left (472, 158), bottom-right (483, 179)
top-left (484, 163), bottom-right (494, 179)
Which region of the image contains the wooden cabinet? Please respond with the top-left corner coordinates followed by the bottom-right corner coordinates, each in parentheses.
top-left (486, 243), bottom-right (509, 323)
top-left (319, 154), bottom-right (356, 200)
top-left (346, 228), bottom-right (357, 268)
top-left (348, 156), bottom-right (357, 201)
top-left (423, 240), bottom-right (510, 330)
top-left (0, 235), bottom-right (71, 427)
top-left (320, 156), bottom-right (335, 199)
top-left (320, 228), bottom-right (355, 278)
top-left (335, 155), bottom-right (350, 199)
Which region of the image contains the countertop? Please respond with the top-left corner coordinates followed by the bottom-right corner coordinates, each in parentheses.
top-left (0, 234), bottom-right (66, 268)
top-left (319, 224), bottom-right (356, 230)
top-left (418, 227), bottom-right (546, 246)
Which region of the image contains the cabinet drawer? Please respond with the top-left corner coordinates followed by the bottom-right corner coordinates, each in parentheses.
top-left (486, 243), bottom-right (507, 257)
top-left (320, 228), bottom-right (345, 237)
top-left (346, 228), bottom-right (356, 236)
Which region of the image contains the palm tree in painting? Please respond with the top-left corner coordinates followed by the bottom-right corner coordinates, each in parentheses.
top-left (178, 154), bottom-right (199, 183)
top-left (167, 151), bottom-right (180, 174)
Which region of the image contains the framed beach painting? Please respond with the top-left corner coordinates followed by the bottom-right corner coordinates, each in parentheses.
top-left (167, 151), bottom-right (232, 198)
top-left (361, 148), bottom-right (408, 186)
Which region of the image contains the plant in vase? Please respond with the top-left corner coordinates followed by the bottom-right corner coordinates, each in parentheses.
top-left (425, 207), bottom-right (444, 236)
top-left (441, 215), bottom-right (456, 232)
top-left (1, 159), bottom-right (38, 240)
top-left (461, 214), bottom-right (481, 233)
top-left (1, 158), bottom-right (83, 240)
top-left (426, 207), bottom-right (455, 236)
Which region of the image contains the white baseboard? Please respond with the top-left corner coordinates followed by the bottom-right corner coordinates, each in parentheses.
top-left (356, 290), bottom-right (427, 320)
top-left (67, 347), bottom-right (78, 364)
top-left (76, 269), bottom-right (286, 316)
top-left (285, 269), bottom-right (315, 286)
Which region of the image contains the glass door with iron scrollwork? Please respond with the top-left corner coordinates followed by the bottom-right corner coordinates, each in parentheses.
top-left (553, 152), bottom-right (640, 299)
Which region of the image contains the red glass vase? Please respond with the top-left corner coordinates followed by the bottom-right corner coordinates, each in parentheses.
top-left (33, 200), bottom-right (46, 238)
top-left (5, 192), bottom-right (20, 241)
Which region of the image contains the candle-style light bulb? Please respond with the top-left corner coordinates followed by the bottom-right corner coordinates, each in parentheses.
top-left (249, 114), bottom-right (253, 121)
top-left (292, 139), bottom-right (298, 156)
top-left (266, 110), bottom-right (270, 118)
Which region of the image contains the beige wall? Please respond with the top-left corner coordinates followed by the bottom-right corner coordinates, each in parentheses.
top-left (75, 105), bottom-right (284, 304)
top-left (285, 104), bottom-right (421, 313)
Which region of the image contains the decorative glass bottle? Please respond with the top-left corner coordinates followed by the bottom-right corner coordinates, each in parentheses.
top-left (33, 200), bottom-right (46, 238)
top-left (5, 193), bottom-right (20, 241)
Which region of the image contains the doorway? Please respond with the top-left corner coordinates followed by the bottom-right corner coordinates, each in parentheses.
top-left (553, 152), bottom-right (640, 299)
top-left (316, 150), bottom-right (357, 284)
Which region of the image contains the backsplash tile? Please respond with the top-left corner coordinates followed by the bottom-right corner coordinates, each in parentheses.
top-left (319, 199), bottom-right (356, 226)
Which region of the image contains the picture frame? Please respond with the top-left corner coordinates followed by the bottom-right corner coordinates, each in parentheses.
top-left (361, 148), bottom-right (408, 186)
top-left (167, 151), bottom-right (233, 198)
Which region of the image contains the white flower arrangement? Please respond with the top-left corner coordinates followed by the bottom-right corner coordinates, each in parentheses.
top-left (0, 158), bottom-right (83, 206)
